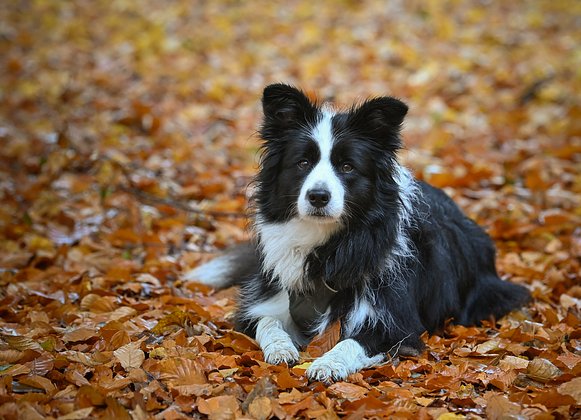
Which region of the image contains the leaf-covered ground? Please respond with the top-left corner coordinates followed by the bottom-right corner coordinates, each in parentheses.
top-left (1, 1), bottom-right (580, 418)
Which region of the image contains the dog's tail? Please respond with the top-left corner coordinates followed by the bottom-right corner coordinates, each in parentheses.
top-left (182, 241), bottom-right (260, 288)
top-left (459, 274), bottom-right (531, 326)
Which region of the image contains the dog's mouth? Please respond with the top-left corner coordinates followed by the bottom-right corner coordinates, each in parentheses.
top-left (303, 209), bottom-right (341, 223)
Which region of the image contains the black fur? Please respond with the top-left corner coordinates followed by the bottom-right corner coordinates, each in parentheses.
top-left (214, 84), bottom-right (530, 363)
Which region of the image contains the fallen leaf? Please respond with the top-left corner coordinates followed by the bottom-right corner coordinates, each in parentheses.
top-left (0, 335), bottom-right (42, 351)
top-left (276, 369), bottom-right (306, 389)
top-left (526, 358), bottom-right (562, 382)
top-left (113, 341), bottom-right (145, 370)
top-left (557, 377), bottom-right (581, 404)
top-left (197, 395), bottom-right (241, 419)
top-left (248, 396), bottom-right (272, 420)
top-left (328, 382), bottom-right (368, 400)
top-left (56, 407), bottom-right (94, 420)
top-left (62, 327), bottom-right (98, 343)
top-left (498, 355), bottom-right (529, 370)
top-left (486, 395), bottom-right (522, 420)
top-left (306, 320), bottom-right (341, 357)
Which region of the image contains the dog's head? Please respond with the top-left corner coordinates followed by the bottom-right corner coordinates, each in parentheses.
top-left (256, 84), bottom-right (408, 225)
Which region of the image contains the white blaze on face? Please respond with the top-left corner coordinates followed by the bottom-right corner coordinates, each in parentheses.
top-left (297, 107), bottom-right (345, 221)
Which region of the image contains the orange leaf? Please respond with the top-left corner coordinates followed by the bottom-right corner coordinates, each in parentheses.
top-left (63, 327), bottom-right (98, 343)
top-left (328, 382), bottom-right (368, 401)
top-left (485, 395), bottom-right (522, 420)
top-left (113, 341), bottom-right (145, 370)
top-left (160, 357), bottom-right (207, 386)
top-left (197, 395), bottom-right (241, 419)
top-left (248, 396), bottom-right (273, 420)
top-left (557, 377), bottom-right (581, 404)
top-left (526, 358), bottom-right (562, 383)
top-left (306, 320), bottom-right (341, 358)
top-left (0, 334), bottom-right (42, 351)
top-left (276, 369), bottom-right (306, 389)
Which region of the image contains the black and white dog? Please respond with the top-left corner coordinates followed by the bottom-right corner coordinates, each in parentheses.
top-left (184, 84), bottom-right (530, 382)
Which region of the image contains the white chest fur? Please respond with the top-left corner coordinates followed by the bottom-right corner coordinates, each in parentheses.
top-left (256, 218), bottom-right (341, 292)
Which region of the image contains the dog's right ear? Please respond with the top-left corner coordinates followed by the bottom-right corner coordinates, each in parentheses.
top-left (262, 84), bottom-right (317, 126)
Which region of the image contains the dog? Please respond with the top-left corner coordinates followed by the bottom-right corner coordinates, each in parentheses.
top-left (184, 84), bottom-right (530, 382)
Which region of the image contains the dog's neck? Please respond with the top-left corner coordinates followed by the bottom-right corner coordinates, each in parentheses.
top-left (255, 216), bottom-right (342, 292)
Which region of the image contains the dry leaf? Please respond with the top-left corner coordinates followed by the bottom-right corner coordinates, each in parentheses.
top-left (56, 407), bottom-right (94, 420)
top-left (328, 382), bottom-right (368, 400)
top-left (474, 339), bottom-right (502, 354)
top-left (276, 369), bottom-right (305, 389)
top-left (498, 355), bottom-right (529, 370)
top-left (248, 396), bottom-right (272, 420)
top-left (113, 341), bottom-right (145, 370)
top-left (557, 377), bottom-right (581, 404)
top-left (197, 395), bottom-right (241, 419)
top-left (62, 328), bottom-right (98, 343)
top-left (526, 358), bottom-right (562, 382)
top-left (0, 335), bottom-right (42, 351)
top-left (306, 320), bottom-right (341, 357)
top-left (486, 395), bottom-right (522, 420)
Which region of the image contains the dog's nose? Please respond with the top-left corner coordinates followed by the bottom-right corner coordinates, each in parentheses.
top-left (307, 189), bottom-right (330, 208)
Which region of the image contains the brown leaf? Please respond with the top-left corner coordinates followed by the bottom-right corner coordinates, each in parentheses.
top-left (248, 396), bottom-right (272, 420)
top-left (160, 357), bottom-right (207, 385)
top-left (113, 341), bottom-right (145, 370)
top-left (17, 375), bottom-right (56, 395)
top-left (556, 349), bottom-right (581, 370)
top-left (151, 310), bottom-right (198, 335)
top-left (0, 364), bottom-right (31, 377)
top-left (526, 358), bottom-right (562, 382)
top-left (485, 395), bottom-right (522, 420)
top-left (474, 339), bottom-right (502, 354)
top-left (80, 294), bottom-right (118, 313)
top-left (276, 369), bottom-right (306, 389)
top-left (328, 382), bottom-right (368, 400)
top-left (215, 330), bottom-right (259, 353)
top-left (557, 377), bottom-right (581, 404)
top-left (306, 320), bottom-right (341, 357)
top-left (62, 327), bottom-right (98, 343)
top-left (197, 395), bottom-right (241, 419)
top-left (76, 385), bottom-right (107, 408)
top-left (498, 355), bottom-right (529, 370)
top-left (56, 407), bottom-right (94, 420)
top-left (103, 397), bottom-right (132, 420)
top-left (278, 388), bottom-right (307, 404)
top-left (242, 376), bottom-right (278, 411)
top-left (0, 334), bottom-right (42, 351)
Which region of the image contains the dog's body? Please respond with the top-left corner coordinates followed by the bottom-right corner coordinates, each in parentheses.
top-left (185, 84), bottom-right (530, 381)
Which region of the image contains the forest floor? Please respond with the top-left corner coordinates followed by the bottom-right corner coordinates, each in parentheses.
top-left (0, 0), bottom-right (580, 418)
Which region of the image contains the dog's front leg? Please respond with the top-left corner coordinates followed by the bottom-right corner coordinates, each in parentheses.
top-left (306, 338), bottom-right (384, 382)
top-left (255, 316), bottom-right (300, 365)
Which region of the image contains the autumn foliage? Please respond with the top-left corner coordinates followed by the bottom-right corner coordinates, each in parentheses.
top-left (0, 1), bottom-right (580, 419)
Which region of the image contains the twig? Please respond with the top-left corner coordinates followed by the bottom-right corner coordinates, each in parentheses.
top-left (385, 333), bottom-right (413, 363)
top-left (117, 184), bottom-right (247, 219)
top-left (100, 153), bottom-right (248, 219)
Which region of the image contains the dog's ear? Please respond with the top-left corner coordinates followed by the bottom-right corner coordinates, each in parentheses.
top-left (262, 84), bottom-right (317, 126)
top-left (348, 97), bottom-right (408, 148)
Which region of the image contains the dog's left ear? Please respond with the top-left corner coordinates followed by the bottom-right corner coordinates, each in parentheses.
top-left (348, 97), bottom-right (408, 146)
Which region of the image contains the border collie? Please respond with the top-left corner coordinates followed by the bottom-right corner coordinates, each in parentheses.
top-left (184, 84), bottom-right (530, 382)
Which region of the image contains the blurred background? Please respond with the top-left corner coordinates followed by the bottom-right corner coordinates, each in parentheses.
top-left (0, 3), bottom-right (580, 417)
top-left (0, 0), bottom-right (579, 270)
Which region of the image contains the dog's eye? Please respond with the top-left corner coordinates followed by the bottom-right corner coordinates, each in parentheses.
top-left (297, 159), bottom-right (310, 170)
top-left (340, 163), bottom-right (354, 173)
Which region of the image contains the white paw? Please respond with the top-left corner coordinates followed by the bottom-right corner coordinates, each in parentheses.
top-left (306, 339), bottom-right (384, 382)
top-left (306, 357), bottom-right (351, 382)
top-left (262, 338), bottom-right (300, 365)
